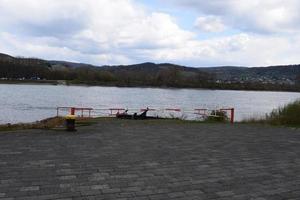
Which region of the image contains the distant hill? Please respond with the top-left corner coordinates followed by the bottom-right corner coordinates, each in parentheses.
top-left (0, 52), bottom-right (300, 91)
top-left (102, 62), bottom-right (201, 75)
top-left (0, 53), bottom-right (14, 61)
top-left (50, 59), bottom-right (300, 85)
top-left (200, 65), bottom-right (300, 84)
top-left (49, 60), bottom-right (97, 68)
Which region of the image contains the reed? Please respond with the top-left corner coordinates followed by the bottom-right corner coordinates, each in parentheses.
top-left (243, 100), bottom-right (300, 127)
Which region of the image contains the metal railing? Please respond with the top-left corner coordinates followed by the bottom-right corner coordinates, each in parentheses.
top-left (56, 107), bottom-right (235, 123)
top-left (56, 107), bottom-right (93, 118)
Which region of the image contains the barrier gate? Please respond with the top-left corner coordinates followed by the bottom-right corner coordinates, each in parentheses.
top-left (57, 107), bottom-right (235, 123)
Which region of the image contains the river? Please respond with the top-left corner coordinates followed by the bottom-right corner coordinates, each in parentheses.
top-left (1, 84), bottom-right (300, 124)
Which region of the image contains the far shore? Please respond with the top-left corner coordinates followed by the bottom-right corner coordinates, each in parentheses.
top-left (1, 79), bottom-right (300, 93)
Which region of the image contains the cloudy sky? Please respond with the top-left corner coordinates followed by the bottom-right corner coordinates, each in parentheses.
top-left (0, 0), bottom-right (300, 67)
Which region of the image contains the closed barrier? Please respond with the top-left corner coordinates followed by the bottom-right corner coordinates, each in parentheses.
top-left (194, 108), bottom-right (234, 123)
top-left (194, 109), bottom-right (208, 116)
top-left (57, 107), bottom-right (93, 118)
top-left (140, 108), bottom-right (156, 112)
top-left (56, 107), bottom-right (235, 123)
top-left (220, 108), bottom-right (235, 124)
top-left (165, 108), bottom-right (181, 112)
top-left (109, 108), bottom-right (126, 115)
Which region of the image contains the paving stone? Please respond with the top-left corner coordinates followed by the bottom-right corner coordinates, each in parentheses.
top-left (0, 120), bottom-right (299, 199)
top-left (91, 184), bottom-right (109, 190)
top-left (217, 191), bottom-right (235, 197)
top-left (59, 183), bottom-right (71, 189)
top-left (102, 188), bottom-right (121, 194)
top-left (19, 186), bottom-right (39, 192)
top-left (59, 175), bottom-right (76, 180)
top-left (167, 192), bottom-right (185, 198)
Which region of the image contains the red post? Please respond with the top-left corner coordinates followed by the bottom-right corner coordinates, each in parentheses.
top-left (70, 107), bottom-right (75, 115)
top-left (230, 108), bottom-right (235, 124)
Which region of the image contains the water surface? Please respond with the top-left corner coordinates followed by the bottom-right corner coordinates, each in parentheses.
top-left (1, 84), bottom-right (300, 124)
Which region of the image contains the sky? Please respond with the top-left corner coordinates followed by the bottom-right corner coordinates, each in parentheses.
top-left (0, 0), bottom-right (300, 67)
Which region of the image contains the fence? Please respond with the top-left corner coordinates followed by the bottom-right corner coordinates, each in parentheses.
top-left (56, 107), bottom-right (93, 118)
top-left (56, 107), bottom-right (235, 123)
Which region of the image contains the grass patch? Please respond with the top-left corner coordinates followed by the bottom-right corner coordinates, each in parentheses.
top-left (0, 117), bottom-right (65, 132)
top-left (243, 100), bottom-right (300, 127)
top-left (0, 114), bottom-right (234, 133)
top-left (0, 117), bottom-right (99, 132)
top-left (75, 117), bottom-right (104, 126)
top-left (113, 117), bottom-right (217, 125)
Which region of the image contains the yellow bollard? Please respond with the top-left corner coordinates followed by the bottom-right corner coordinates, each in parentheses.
top-left (65, 115), bottom-right (76, 131)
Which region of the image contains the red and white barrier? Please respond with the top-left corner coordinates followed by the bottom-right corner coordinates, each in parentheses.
top-left (57, 107), bottom-right (93, 118)
top-left (56, 107), bottom-right (235, 123)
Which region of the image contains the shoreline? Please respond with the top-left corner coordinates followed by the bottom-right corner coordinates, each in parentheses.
top-left (1, 80), bottom-right (300, 93)
top-left (1, 116), bottom-right (298, 132)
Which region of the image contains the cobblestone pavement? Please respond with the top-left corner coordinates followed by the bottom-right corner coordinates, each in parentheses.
top-left (0, 119), bottom-right (299, 200)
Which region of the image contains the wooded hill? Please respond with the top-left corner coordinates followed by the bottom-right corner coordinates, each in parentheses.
top-left (0, 53), bottom-right (300, 91)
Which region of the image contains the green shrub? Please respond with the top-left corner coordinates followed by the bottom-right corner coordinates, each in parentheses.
top-left (204, 110), bottom-right (229, 123)
top-left (243, 100), bottom-right (300, 127)
top-left (265, 100), bottom-right (300, 126)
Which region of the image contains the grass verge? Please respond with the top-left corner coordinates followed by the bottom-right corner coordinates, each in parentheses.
top-left (0, 117), bottom-right (101, 132)
top-left (243, 100), bottom-right (300, 127)
top-left (0, 117), bottom-right (65, 132)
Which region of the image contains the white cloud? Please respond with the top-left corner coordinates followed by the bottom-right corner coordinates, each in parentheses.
top-left (194, 16), bottom-right (225, 32)
top-left (0, 0), bottom-right (300, 67)
top-left (168, 0), bottom-right (300, 34)
top-left (0, 0), bottom-right (196, 65)
top-left (141, 33), bottom-right (300, 67)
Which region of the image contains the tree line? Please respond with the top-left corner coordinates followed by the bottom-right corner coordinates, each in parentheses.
top-left (0, 57), bottom-right (300, 91)
top-left (0, 59), bottom-right (214, 88)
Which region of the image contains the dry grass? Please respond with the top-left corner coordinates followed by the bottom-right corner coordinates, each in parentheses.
top-left (243, 100), bottom-right (300, 127)
top-left (0, 117), bottom-right (65, 132)
top-left (0, 116), bottom-right (104, 132)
